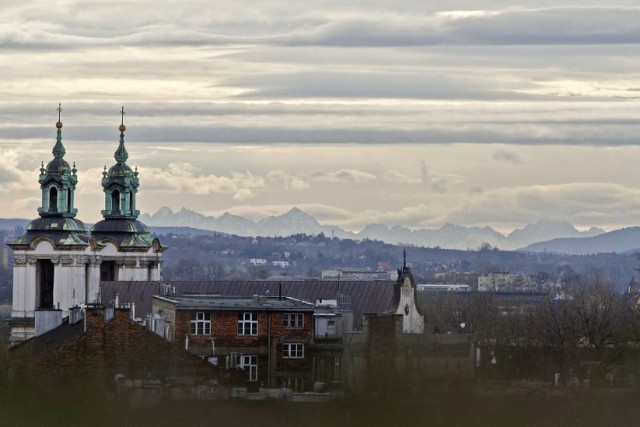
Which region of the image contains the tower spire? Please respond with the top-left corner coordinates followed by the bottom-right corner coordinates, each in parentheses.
top-left (52, 102), bottom-right (65, 159)
top-left (403, 248), bottom-right (407, 269)
top-left (37, 103), bottom-right (78, 218)
top-left (114, 105), bottom-right (128, 164)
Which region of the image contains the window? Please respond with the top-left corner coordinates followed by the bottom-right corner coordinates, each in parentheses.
top-left (111, 190), bottom-right (120, 211)
top-left (239, 355), bottom-right (258, 381)
top-left (238, 312), bottom-right (258, 336)
top-left (282, 343), bottom-right (304, 359)
top-left (190, 312), bottom-right (211, 335)
top-left (49, 187), bottom-right (58, 213)
top-left (283, 313), bottom-right (304, 328)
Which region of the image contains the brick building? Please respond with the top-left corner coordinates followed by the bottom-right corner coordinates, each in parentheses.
top-left (152, 294), bottom-right (318, 391)
top-left (12, 305), bottom-right (220, 399)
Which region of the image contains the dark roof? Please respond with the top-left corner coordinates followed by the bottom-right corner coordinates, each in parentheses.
top-left (101, 280), bottom-right (396, 329)
top-left (8, 220), bottom-right (90, 250)
top-left (155, 295), bottom-right (315, 312)
top-left (10, 317), bottom-right (85, 358)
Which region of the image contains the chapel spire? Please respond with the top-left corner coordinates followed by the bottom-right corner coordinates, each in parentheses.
top-left (100, 106), bottom-right (139, 220)
top-left (52, 103), bottom-right (66, 160)
top-left (37, 103), bottom-right (78, 218)
top-left (114, 106), bottom-right (129, 164)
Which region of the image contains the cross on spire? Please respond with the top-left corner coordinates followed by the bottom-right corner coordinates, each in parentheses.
top-left (57, 103), bottom-right (63, 122)
top-left (120, 106), bottom-right (125, 126)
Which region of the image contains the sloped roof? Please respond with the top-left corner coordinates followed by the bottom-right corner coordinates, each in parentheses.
top-left (155, 295), bottom-right (316, 312)
top-left (101, 280), bottom-right (397, 329)
top-left (10, 318), bottom-right (85, 358)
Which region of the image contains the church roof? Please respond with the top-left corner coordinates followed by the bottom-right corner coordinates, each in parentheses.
top-left (8, 229), bottom-right (89, 250)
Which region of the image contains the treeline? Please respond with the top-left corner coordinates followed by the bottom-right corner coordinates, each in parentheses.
top-left (157, 231), bottom-right (639, 289)
top-left (421, 272), bottom-right (640, 381)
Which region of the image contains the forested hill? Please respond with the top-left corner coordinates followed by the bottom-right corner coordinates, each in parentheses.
top-left (156, 230), bottom-right (639, 292)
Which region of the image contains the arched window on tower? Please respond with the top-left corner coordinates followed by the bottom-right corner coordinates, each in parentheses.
top-left (66, 190), bottom-right (71, 212)
top-left (111, 190), bottom-right (120, 212)
top-left (49, 187), bottom-right (58, 213)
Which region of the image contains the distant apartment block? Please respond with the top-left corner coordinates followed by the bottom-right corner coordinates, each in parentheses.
top-left (248, 258), bottom-right (267, 266)
top-left (271, 261), bottom-right (290, 268)
top-left (321, 268), bottom-right (398, 280)
top-left (478, 272), bottom-right (540, 292)
top-left (416, 284), bottom-right (471, 293)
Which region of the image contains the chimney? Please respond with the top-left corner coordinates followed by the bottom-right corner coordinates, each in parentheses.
top-left (69, 306), bottom-right (84, 325)
top-left (35, 309), bottom-right (63, 336)
top-left (84, 305), bottom-right (106, 333)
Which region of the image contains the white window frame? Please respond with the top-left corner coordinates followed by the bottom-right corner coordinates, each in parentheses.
top-left (238, 312), bottom-right (258, 336)
top-left (282, 343), bottom-right (304, 359)
top-left (239, 354), bottom-right (258, 381)
top-left (190, 311), bottom-right (211, 335)
top-left (283, 313), bottom-right (304, 329)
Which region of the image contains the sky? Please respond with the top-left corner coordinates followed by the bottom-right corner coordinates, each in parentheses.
top-left (2, 1), bottom-right (640, 234)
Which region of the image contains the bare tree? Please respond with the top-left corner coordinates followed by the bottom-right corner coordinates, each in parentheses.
top-left (529, 274), bottom-right (632, 370)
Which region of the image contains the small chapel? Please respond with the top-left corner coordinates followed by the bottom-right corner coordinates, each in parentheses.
top-left (7, 105), bottom-right (165, 344)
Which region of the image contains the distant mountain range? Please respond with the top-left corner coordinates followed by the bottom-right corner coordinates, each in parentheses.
top-left (139, 207), bottom-right (606, 251)
top-left (2, 207), bottom-right (636, 254)
top-left (521, 226), bottom-right (640, 255)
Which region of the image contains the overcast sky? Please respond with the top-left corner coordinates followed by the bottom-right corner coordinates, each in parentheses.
top-left (2, 1), bottom-right (640, 233)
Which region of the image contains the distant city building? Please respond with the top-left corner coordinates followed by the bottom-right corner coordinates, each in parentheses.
top-left (249, 258), bottom-right (267, 266)
top-left (321, 268), bottom-right (397, 281)
top-left (271, 260), bottom-right (290, 268)
top-left (478, 272), bottom-right (540, 292)
top-left (417, 284), bottom-right (471, 293)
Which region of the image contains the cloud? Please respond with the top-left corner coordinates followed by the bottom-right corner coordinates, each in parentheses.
top-left (4, 5), bottom-right (640, 53)
top-left (0, 148), bottom-right (40, 193)
top-left (310, 169), bottom-right (377, 183)
top-left (381, 169), bottom-right (421, 184)
top-left (230, 71), bottom-right (536, 101)
top-left (446, 183), bottom-right (640, 228)
top-left (266, 170), bottom-right (310, 190)
top-left (492, 149), bottom-right (521, 164)
top-left (143, 162), bottom-right (265, 200)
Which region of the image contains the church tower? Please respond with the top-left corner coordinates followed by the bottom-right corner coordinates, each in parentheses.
top-left (8, 106), bottom-right (165, 345)
top-left (89, 107), bottom-right (165, 297)
top-left (8, 105), bottom-right (90, 343)
top-left (394, 250), bottom-right (425, 333)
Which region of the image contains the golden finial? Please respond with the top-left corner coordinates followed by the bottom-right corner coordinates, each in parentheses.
top-left (56, 103), bottom-right (63, 129)
top-left (119, 106), bottom-right (126, 133)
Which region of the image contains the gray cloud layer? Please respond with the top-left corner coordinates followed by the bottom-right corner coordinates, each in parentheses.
top-left (1, 1), bottom-right (640, 232)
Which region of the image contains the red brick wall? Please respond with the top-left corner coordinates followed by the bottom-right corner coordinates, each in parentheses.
top-left (366, 314), bottom-right (400, 392)
top-left (175, 310), bottom-right (313, 349)
top-left (34, 307), bottom-right (217, 390)
top-left (173, 309), bottom-right (314, 388)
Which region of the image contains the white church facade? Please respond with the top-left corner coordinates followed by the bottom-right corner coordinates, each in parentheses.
top-left (8, 106), bottom-right (165, 344)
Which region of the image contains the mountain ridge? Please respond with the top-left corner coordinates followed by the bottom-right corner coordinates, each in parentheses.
top-left (138, 207), bottom-right (608, 251)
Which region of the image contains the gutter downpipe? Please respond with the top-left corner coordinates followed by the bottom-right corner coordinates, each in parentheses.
top-left (268, 311), bottom-right (273, 388)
